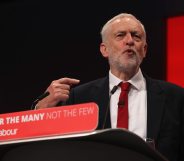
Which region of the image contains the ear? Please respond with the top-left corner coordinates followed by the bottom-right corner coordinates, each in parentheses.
top-left (100, 42), bottom-right (109, 58)
top-left (143, 43), bottom-right (147, 58)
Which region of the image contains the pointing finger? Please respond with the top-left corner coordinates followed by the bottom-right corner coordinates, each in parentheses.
top-left (58, 77), bottom-right (80, 85)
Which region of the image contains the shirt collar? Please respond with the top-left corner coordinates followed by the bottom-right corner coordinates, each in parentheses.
top-left (109, 68), bottom-right (145, 91)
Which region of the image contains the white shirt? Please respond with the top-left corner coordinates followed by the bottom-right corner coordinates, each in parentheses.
top-left (109, 69), bottom-right (147, 139)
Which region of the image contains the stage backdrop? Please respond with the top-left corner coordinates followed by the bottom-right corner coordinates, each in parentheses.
top-left (0, 0), bottom-right (184, 113)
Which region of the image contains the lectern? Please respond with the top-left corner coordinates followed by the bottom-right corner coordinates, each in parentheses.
top-left (0, 129), bottom-right (168, 161)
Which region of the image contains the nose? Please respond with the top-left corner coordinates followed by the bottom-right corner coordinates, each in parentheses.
top-left (125, 33), bottom-right (134, 46)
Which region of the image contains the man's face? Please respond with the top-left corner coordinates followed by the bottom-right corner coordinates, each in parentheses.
top-left (100, 17), bottom-right (147, 75)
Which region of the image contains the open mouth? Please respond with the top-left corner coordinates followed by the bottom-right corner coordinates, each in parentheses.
top-left (124, 49), bottom-right (135, 55)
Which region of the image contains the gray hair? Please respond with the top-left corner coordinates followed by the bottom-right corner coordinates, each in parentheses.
top-left (100, 13), bottom-right (146, 42)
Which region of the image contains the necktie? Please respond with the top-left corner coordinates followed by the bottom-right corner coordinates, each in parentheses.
top-left (117, 82), bottom-right (130, 129)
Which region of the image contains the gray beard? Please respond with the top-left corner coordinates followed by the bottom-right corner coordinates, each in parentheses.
top-left (108, 55), bottom-right (142, 76)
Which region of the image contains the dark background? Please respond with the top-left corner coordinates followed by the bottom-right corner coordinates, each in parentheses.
top-left (0, 0), bottom-right (184, 113)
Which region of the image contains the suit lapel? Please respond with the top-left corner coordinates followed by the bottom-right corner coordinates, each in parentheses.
top-left (146, 76), bottom-right (166, 141)
top-left (91, 77), bottom-right (110, 129)
top-left (80, 75), bottom-right (166, 136)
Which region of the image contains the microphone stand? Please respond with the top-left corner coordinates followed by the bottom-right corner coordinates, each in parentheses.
top-left (102, 85), bottom-right (119, 129)
top-left (31, 92), bottom-right (50, 110)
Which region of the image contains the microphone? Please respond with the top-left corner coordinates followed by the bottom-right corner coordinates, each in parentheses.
top-left (31, 91), bottom-right (50, 110)
top-left (102, 85), bottom-right (119, 129)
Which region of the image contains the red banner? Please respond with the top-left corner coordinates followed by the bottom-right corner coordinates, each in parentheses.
top-left (0, 102), bottom-right (98, 142)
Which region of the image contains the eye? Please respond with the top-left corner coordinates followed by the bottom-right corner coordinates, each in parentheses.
top-left (115, 32), bottom-right (126, 40)
top-left (132, 32), bottom-right (142, 41)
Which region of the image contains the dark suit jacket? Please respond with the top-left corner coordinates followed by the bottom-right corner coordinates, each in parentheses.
top-left (64, 75), bottom-right (184, 161)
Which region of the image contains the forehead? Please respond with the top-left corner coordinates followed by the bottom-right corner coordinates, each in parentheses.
top-left (109, 17), bottom-right (144, 33)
